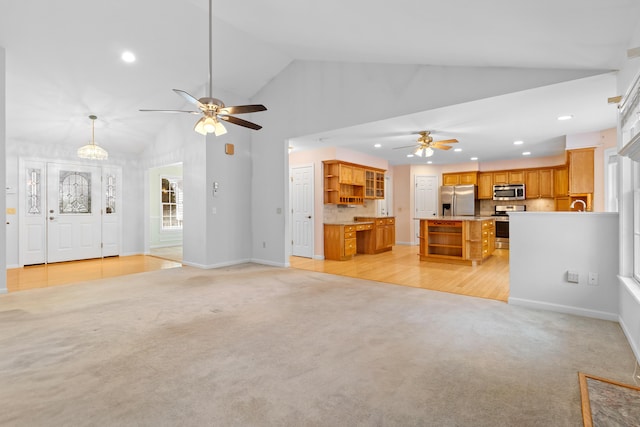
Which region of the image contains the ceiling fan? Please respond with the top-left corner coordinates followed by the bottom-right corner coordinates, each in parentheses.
top-left (393, 131), bottom-right (458, 157)
top-left (140, 0), bottom-right (266, 136)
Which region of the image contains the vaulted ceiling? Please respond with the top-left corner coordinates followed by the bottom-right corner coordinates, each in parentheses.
top-left (1, 0), bottom-right (639, 163)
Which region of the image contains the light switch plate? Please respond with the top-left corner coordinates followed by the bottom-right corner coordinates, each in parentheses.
top-left (567, 270), bottom-right (579, 283)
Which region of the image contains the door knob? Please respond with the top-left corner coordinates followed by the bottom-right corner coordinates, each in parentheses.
top-left (49, 216), bottom-right (55, 221)
top-left (307, 216), bottom-right (312, 219)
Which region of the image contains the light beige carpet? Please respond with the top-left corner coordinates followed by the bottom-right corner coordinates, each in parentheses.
top-left (0, 263), bottom-right (636, 426)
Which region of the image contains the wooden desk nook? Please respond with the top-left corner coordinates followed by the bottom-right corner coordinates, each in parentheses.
top-left (324, 217), bottom-right (395, 261)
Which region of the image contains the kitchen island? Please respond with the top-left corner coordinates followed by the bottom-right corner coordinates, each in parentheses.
top-left (418, 217), bottom-right (495, 266)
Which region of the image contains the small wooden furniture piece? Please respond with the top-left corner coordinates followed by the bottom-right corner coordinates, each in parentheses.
top-left (323, 222), bottom-right (374, 261)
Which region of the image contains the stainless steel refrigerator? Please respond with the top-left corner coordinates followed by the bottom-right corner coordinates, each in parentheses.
top-left (440, 185), bottom-right (479, 216)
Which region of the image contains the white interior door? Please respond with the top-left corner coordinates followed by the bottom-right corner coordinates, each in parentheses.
top-left (46, 163), bottom-right (103, 263)
top-left (291, 165), bottom-right (314, 258)
top-left (415, 175), bottom-right (438, 244)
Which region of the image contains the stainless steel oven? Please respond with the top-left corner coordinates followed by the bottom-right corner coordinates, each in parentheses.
top-left (491, 205), bottom-right (526, 249)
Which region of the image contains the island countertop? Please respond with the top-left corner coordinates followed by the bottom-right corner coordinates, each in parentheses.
top-left (415, 216), bottom-right (495, 222)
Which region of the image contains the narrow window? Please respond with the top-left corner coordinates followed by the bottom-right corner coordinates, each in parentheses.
top-left (161, 177), bottom-right (183, 230)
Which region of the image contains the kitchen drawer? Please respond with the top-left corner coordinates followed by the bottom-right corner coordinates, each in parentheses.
top-left (344, 238), bottom-right (357, 256)
top-left (344, 225), bottom-right (356, 233)
top-left (376, 219), bottom-right (386, 226)
top-left (355, 223), bottom-right (373, 231)
top-left (344, 231), bottom-right (356, 239)
top-left (385, 218), bottom-right (395, 225)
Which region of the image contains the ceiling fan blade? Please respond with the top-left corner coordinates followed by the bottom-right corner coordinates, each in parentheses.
top-left (139, 109), bottom-right (201, 114)
top-left (393, 144), bottom-right (420, 150)
top-left (432, 143), bottom-right (452, 150)
top-left (220, 104), bottom-right (267, 115)
top-left (173, 89), bottom-right (205, 109)
top-left (433, 139), bottom-right (458, 144)
top-left (219, 115), bottom-right (262, 130)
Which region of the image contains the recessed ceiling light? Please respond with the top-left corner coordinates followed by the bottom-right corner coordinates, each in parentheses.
top-left (522, 151), bottom-right (531, 156)
top-left (470, 157), bottom-right (478, 161)
top-left (374, 143), bottom-right (381, 148)
top-left (121, 51), bottom-right (136, 63)
top-left (454, 148), bottom-right (462, 152)
top-left (513, 140), bottom-right (524, 145)
top-left (557, 115), bottom-right (573, 121)
top-left (427, 161), bottom-right (433, 164)
top-left (407, 154), bottom-right (414, 158)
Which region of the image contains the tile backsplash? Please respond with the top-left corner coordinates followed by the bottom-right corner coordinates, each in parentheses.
top-left (479, 198), bottom-right (555, 215)
top-left (324, 201), bottom-right (377, 223)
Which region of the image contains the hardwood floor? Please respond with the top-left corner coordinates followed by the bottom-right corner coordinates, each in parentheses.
top-left (6, 255), bottom-right (182, 293)
top-left (290, 245), bottom-right (510, 302)
top-left (6, 247), bottom-right (509, 301)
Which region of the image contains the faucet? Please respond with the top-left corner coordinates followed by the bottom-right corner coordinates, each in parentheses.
top-left (570, 199), bottom-right (586, 212)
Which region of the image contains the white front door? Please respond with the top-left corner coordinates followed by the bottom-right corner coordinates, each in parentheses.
top-left (415, 175), bottom-right (438, 244)
top-left (291, 165), bottom-right (314, 258)
top-left (46, 163), bottom-right (103, 263)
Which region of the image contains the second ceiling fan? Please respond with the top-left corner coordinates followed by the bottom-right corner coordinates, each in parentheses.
top-left (394, 131), bottom-right (458, 157)
top-left (140, 0), bottom-right (266, 136)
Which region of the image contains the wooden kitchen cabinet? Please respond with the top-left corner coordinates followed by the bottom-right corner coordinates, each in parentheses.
top-left (352, 167), bottom-right (365, 186)
top-left (525, 168), bottom-right (554, 199)
top-left (493, 171), bottom-right (509, 184)
top-left (324, 224), bottom-right (358, 261)
top-left (568, 148), bottom-right (594, 194)
top-left (524, 170), bottom-right (539, 199)
top-left (324, 160), bottom-right (381, 205)
top-left (355, 216), bottom-right (395, 254)
top-left (554, 166), bottom-right (569, 198)
top-left (442, 171), bottom-right (477, 186)
top-left (478, 172), bottom-right (493, 199)
top-left (538, 168), bottom-right (554, 197)
top-left (466, 219), bottom-right (496, 261)
top-left (508, 170), bottom-right (524, 184)
top-left (363, 168), bottom-right (386, 200)
top-left (375, 171), bottom-right (385, 198)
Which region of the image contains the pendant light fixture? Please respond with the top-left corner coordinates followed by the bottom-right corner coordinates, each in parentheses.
top-left (77, 115), bottom-right (108, 160)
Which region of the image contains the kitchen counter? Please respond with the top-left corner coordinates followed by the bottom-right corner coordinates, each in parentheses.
top-left (323, 221), bottom-right (374, 226)
top-left (416, 216), bottom-right (495, 222)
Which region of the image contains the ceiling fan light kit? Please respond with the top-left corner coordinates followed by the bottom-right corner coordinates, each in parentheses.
top-left (77, 115), bottom-right (108, 160)
top-left (140, 0), bottom-right (267, 136)
top-left (194, 114), bottom-right (227, 136)
top-left (394, 131), bottom-right (458, 157)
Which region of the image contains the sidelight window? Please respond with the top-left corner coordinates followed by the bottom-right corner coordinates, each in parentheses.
top-left (161, 177), bottom-right (183, 230)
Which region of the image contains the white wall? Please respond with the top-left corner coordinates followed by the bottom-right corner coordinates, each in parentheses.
top-left (252, 60), bottom-right (606, 266)
top-left (1, 46), bottom-right (6, 293)
top-left (509, 212), bottom-right (619, 320)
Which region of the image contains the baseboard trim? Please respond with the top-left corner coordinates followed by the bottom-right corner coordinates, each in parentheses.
top-left (250, 258), bottom-right (287, 268)
top-left (508, 297), bottom-right (618, 321)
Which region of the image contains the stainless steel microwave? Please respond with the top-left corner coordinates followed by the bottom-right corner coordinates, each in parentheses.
top-left (493, 184), bottom-right (525, 201)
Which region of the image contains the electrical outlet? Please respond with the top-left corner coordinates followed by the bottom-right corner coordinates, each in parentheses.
top-left (567, 270), bottom-right (579, 283)
top-left (588, 272), bottom-right (599, 286)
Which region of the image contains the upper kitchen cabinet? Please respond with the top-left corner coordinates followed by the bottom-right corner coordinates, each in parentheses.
top-left (443, 171), bottom-right (477, 186)
top-left (525, 168), bottom-right (554, 199)
top-left (324, 160), bottom-right (385, 204)
top-left (567, 148), bottom-right (594, 195)
top-left (478, 172), bottom-right (493, 199)
top-left (494, 170), bottom-right (524, 184)
top-left (364, 169), bottom-right (386, 199)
